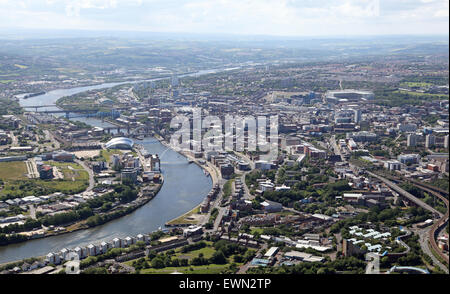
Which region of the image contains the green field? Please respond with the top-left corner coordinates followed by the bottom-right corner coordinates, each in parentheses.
top-left (0, 161), bottom-right (89, 199)
top-left (250, 227), bottom-right (264, 235)
top-left (139, 264), bottom-right (233, 274)
top-left (14, 64), bottom-right (28, 69)
top-left (99, 149), bottom-right (129, 162)
top-left (395, 90), bottom-right (448, 99)
top-left (124, 241), bottom-right (243, 274)
top-left (44, 161), bottom-right (89, 181)
top-left (166, 205), bottom-right (202, 225)
top-left (400, 82), bottom-right (434, 88)
top-left (174, 246), bottom-right (216, 260)
top-left (0, 161), bottom-right (28, 180)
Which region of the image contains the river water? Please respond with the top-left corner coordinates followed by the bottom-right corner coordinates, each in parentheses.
top-left (0, 69), bottom-right (228, 263)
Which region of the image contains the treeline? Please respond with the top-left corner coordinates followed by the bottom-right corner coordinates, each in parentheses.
top-left (133, 240), bottom-right (256, 271)
top-left (374, 89), bottom-right (447, 107)
top-left (0, 233), bottom-right (28, 246)
top-left (41, 207), bottom-right (94, 227)
top-left (262, 180), bottom-right (350, 207)
top-left (0, 219), bottom-right (41, 234)
top-left (85, 206), bottom-right (135, 227)
top-left (330, 206), bottom-right (431, 234)
top-left (247, 256), bottom-right (366, 274)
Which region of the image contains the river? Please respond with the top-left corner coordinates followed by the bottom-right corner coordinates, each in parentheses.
top-left (0, 68), bottom-right (231, 263)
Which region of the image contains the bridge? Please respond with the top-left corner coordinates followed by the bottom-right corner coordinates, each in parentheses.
top-left (369, 171), bottom-right (449, 265)
top-left (23, 105), bottom-right (128, 119)
top-left (367, 171), bottom-right (442, 216)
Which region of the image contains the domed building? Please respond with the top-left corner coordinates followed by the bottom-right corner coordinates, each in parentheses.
top-left (105, 137), bottom-right (134, 150)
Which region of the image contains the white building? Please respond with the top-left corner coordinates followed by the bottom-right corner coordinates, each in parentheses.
top-left (407, 134), bottom-right (417, 147)
top-left (425, 135), bottom-right (436, 148)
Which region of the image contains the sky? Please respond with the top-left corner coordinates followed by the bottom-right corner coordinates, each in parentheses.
top-left (0, 0), bottom-right (448, 37)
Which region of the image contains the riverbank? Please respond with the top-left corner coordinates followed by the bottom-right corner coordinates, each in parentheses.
top-left (154, 135), bottom-right (219, 187)
top-left (154, 135), bottom-right (223, 227)
top-left (0, 177), bottom-right (164, 268)
top-left (1, 176), bottom-right (164, 247)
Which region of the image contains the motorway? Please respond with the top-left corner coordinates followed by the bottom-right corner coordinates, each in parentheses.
top-left (328, 137), bottom-right (448, 272)
top-left (413, 226), bottom-right (449, 273)
top-left (368, 171), bottom-right (449, 271)
top-left (367, 171), bottom-right (442, 217)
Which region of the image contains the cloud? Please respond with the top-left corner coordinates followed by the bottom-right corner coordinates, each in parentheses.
top-left (0, 0), bottom-right (447, 36)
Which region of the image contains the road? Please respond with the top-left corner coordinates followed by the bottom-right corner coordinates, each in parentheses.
top-left (413, 226), bottom-right (449, 273)
top-left (330, 135), bottom-right (345, 162)
top-left (369, 171), bottom-right (449, 271)
top-left (367, 171), bottom-right (442, 217)
top-left (29, 204), bottom-right (37, 220)
top-left (365, 252), bottom-right (380, 274)
top-left (45, 130), bottom-right (60, 150)
top-left (75, 159), bottom-right (95, 192)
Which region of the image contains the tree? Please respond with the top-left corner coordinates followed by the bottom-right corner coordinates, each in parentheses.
top-left (210, 251), bottom-right (227, 264)
top-left (151, 257), bottom-right (165, 269)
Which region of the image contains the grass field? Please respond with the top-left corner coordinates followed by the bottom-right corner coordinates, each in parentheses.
top-left (124, 241), bottom-right (243, 274)
top-left (14, 64), bottom-right (28, 69)
top-left (395, 90), bottom-right (448, 99)
top-left (0, 161), bottom-right (28, 180)
top-left (250, 227), bottom-right (264, 235)
top-left (44, 161), bottom-right (89, 181)
top-left (0, 161), bottom-right (89, 198)
top-left (139, 264), bottom-right (232, 274)
top-left (174, 246), bottom-right (216, 260)
top-left (400, 82), bottom-right (433, 88)
top-left (166, 205), bottom-right (202, 225)
top-left (99, 149), bottom-right (123, 162)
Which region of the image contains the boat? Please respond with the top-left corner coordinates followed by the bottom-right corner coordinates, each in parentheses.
top-left (22, 91), bottom-right (46, 99)
top-left (188, 159), bottom-right (194, 164)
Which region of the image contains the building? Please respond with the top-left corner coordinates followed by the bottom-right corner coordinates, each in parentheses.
top-left (183, 225), bottom-right (203, 237)
top-left (425, 135), bottom-right (435, 148)
top-left (398, 154), bottom-right (420, 164)
top-left (255, 160), bottom-right (275, 170)
top-left (384, 160), bottom-right (401, 171)
top-left (220, 163), bottom-right (234, 179)
top-left (113, 238), bottom-right (122, 248)
top-left (261, 200), bottom-right (282, 213)
top-left (105, 137), bottom-right (134, 150)
top-left (264, 247), bottom-right (279, 259)
top-left (398, 123), bottom-right (417, 132)
top-left (87, 244), bottom-right (97, 256)
top-left (354, 109), bottom-right (362, 124)
top-left (407, 134), bottom-right (417, 147)
top-left (325, 89), bottom-right (374, 104)
top-left (121, 168), bottom-right (138, 183)
top-left (346, 131), bottom-right (377, 142)
top-left (39, 165), bottom-right (53, 179)
top-left (52, 151), bottom-right (75, 162)
top-left (46, 252), bottom-right (61, 265)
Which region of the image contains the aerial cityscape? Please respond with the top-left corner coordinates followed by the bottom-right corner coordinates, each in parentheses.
top-left (0, 0), bottom-right (448, 280)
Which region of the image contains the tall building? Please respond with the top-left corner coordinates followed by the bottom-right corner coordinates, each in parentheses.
top-left (407, 134), bottom-right (417, 147)
top-left (425, 135), bottom-right (436, 148)
top-left (354, 109), bottom-right (362, 124)
top-left (171, 75), bottom-right (179, 87)
top-left (445, 135), bottom-right (449, 149)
